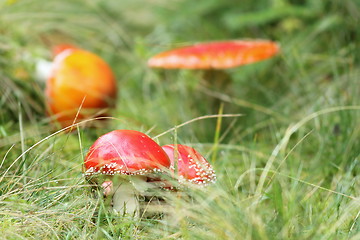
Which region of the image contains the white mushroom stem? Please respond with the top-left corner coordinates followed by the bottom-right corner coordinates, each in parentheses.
top-left (35, 59), bottom-right (53, 82)
top-left (113, 181), bottom-right (139, 216)
top-left (104, 179), bottom-right (140, 217)
top-left (101, 175), bottom-right (169, 217)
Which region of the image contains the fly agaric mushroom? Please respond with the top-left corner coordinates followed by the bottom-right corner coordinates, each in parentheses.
top-left (148, 39), bottom-right (279, 95)
top-left (45, 45), bottom-right (117, 128)
top-left (148, 40), bottom-right (279, 69)
top-left (139, 144), bottom-right (217, 223)
top-left (161, 144), bottom-right (216, 187)
top-left (84, 129), bottom-right (170, 216)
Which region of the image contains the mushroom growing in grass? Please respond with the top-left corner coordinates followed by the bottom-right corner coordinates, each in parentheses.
top-left (143, 144), bottom-right (216, 223)
top-left (148, 39), bottom-right (279, 92)
top-left (45, 45), bottom-right (117, 128)
top-left (84, 130), bottom-right (170, 216)
top-left (161, 144), bottom-right (216, 188)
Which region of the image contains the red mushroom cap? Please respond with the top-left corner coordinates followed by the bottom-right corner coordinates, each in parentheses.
top-left (84, 130), bottom-right (171, 176)
top-left (148, 40), bottom-right (279, 69)
top-left (161, 144), bottom-right (216, 186)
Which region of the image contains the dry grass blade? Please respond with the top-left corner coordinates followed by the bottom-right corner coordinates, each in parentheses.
top-left (153, 113), bottom-right (243, 139)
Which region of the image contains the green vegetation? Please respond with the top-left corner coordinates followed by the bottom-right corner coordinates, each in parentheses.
top-left (1, 0), bottom-right (359, 239)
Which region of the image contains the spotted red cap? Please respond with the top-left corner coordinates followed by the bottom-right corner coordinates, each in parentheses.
top-left (161, 144), bottom-right (216, 186)
top-left (84, 130), bottom-right (170, 176)
top-left (148, 40), bottom-right (279, 69)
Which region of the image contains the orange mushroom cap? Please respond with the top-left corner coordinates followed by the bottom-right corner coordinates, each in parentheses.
top-left (148, 40), bottom-right (280, 69)
top-left (45, 48), bottom-right (117, 128)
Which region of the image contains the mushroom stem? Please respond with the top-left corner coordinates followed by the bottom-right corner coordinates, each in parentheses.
top-left (36, 59), bottom-right (53, 82)
top-left (202, 69), bottom-right (232, 91)
top-left (111, 180), bottom-right (140, 217)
